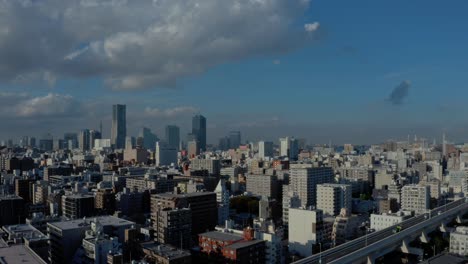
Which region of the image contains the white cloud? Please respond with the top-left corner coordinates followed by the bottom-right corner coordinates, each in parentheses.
top-left (0, 92), bottom-right (83, 118)
top-left (144, 106), bottom-right (198, 117)
top-left (0, 0), bottom-right (318, 89)
top-left (304, 22), bottom-right (320, 32)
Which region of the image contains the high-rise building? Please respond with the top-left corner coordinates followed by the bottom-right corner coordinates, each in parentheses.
top-left (155, 141), bottom-right (178, 166)
top-left (246, 174), bottom-right (279, 200)
top-left (64, 133), bottom-right (78, 149)
top-left (214, 179), bottom-right (230, 225)
top-left (192, 114), bottom-right (207, 151)
top-left (151, 192), bottom-right (217, 241)
top-left (258, 141), bottom-right (274, 159)
top-left (111, 104), bottom-right (126, 149)
top-left (401, 185), bottom-right (430, 215)
top-left (89, 130), bottom-right (101, 149)
top-left (187, 140), bottom-right (199, 158)
top-left (165, 125), bottom-right (180, 150)
top-left (316, 184), bottom-right (352, 217)
top-left (39, 133), bottom-right (54, 151)
top-left (229, 131), bottom-right (241, 149)
top-left (61, 193), bottom-right (95, 220)
top-left (79, 129), bottom-right (91, 151)
top-left (279, 137), bottom-right (299, 160)
top-left (154, 208), bottom-right (192, 249)
top-left (139, 127), bottom-right (158, 150)
top-left (290, 167), bottom-right (335, 207)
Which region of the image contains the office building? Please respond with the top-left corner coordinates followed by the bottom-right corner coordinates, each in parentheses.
top-left (187, 140), bottom-right (199, 158)
top-left (155, 141), bottom-right (178, 167)
top-left (154, 208), bottom-right (192, 249)
top-left (79, 129), bottom-right (91, 151)
top-left (290, 167), bottom-right (335, 207)
top-left (64, 133), bottom-right (78, 149)
top-left (111, 104), bottom-right (126, 149)
top-left (258, 141), bottom-right (274, 159)
top-left (192, 114), bottom-right (207, 151)
top-left (316, 184), bottom-right (352, 217)
top-left (61, 193), bottom-right (95, 220)
top-left (151, 192), bottom-right (217, 239)
top-left (89, 130), bottom-right (101, 149)
top-left (246, 174), bottom-right (279, 200)
top-left (39, 134), bottom-right (53, 151)
top-left (0, 195), bottom-right (26, 226)
top-left (190, 158), bottom-right (221, 175)
top-left (401, 185), bottom-right (430, 215)
top-left (165, 125), bottom-right (180, 150)
top-left (288, 207), bottom-right (323, 257)
top-left (229, 131), bottom-right (241, 149)
top-left (15, 178), bottom-right (35, 203)
top-left (139, 127), bottom-right (158, 150)
top-left (47, 216), bottom-right (134, 264)
top-left (214, 179), bottom-right (230, 225)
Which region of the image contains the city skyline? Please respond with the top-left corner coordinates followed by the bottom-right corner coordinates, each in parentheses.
top-left (1, 1), bottom-right (468, 143)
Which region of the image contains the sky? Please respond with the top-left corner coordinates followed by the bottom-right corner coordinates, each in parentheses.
top-left (0, 0), bottom-right (468, 145)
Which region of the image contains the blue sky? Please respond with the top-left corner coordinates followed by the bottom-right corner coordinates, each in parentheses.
top-left (0, 0), bottom-right (467, 144)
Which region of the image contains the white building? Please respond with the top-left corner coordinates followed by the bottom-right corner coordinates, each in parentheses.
top-left (94, 139), bottom-right (111, 150)
top-left (214, 179), bottom-right (230, 225)
top-left (450, 226), bottom-right (468, 256)
top-left (288, 207), bottom-right (323, 258)
top-left (316, 184), bottom-right (352, 216)
top-left (279, 137), bottom-right (289, 157)
top-left (401, 185), bottom-right (430, 215)
top-left (155, 141), bottom-right (177, 166)
top-left (370, 212), bottom-right (410, 231)
top-left (282, 186), bottom-right (301, 225)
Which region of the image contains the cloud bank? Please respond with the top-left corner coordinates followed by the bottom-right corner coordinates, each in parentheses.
top-left (0, 0), bottom-right (319, 90)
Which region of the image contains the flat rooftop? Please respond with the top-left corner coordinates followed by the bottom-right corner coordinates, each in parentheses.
top-left (0, 242), bottom-right (46, 264)
top-left (141, 242), bottom-right (191, 259)
top-left (224, 239), bottom-right (264, 250)
top-left (2, 224), bottom-right (47, 241)
top-left (199, 231), bottom-right (243, 242)
top-left (48, 216), bottom-right (135, 230)
top-left (155, 191), bottom-right (215, 199)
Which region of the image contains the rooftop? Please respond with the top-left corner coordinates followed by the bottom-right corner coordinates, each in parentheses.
top-left (48, 216), bottom-right (134, 230)
top-left (224, 239), bottom-right (264, 250)
top-left (141, 242), bottom-right (191, 259)
top-left (2, 224), bottom-right (47, 241)
top-left (0, 242), bottom-right (47, 264)
top-left (199, 231), bottom-right (243, 242)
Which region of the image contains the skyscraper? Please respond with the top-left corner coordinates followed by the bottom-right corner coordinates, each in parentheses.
top-left (165, 125), bottom-right (180, 150)
top-left (290, 167), bottom-right (335, 207)
top-left (192, 114), bottom-right (206, 151)
top-left (79, 129), bottom-right (91, 151)
top-left (139, 127), bottom-right (158, 150)
top-left (229, 131), bottom-right (241, 149)
top-left (111, 104), bottom-right (126, 149)
top-left (258, 141), bottom-right (274, 159)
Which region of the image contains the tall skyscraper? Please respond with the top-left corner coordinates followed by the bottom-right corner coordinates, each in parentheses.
top-left (258, 141), bottom-right (274, 159)
top-left (79, 129), bottom-right (91, 151)
top-left (155, 141), bottom-right (178, 166)
top-left (192, 114), bottom-right (206, 151)
top-left (165, 125), bottom-right (180, 150)
top-left (139, 127), bottom-right (158, 150)
top-left (229, 131), bottom-right (241, 149)
top-left (111, 104), bottom-right (126, 149)
top-left (89, 130), bottom-right (101, 149)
